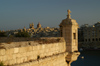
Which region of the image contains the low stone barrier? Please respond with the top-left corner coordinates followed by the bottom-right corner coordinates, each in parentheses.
top-left (0, 37), bottom-right (67, 66)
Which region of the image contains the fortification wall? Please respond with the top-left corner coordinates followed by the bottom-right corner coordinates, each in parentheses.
top-left (14, 52), bottom-right (68, 66)
top-left (0, 37), bottom-right (68, 66)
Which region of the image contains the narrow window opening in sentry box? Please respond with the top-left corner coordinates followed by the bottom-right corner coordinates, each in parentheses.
top-left (73, 33), bottom-right (76, 39)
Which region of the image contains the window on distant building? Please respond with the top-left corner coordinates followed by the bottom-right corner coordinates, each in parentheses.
top-left (86, 39), bottom-right (87, 42)
top-left (88, 39), bottom-right (90, 41)
top-left (96, 38), bottom-right (98, 41)
top-left (92, 38), bottom-right (94, 41)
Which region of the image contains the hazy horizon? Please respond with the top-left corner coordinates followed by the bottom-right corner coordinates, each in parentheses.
top-left (0, 0), bottom-right (100, 31)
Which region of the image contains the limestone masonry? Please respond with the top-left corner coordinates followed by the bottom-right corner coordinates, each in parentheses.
top-left (78, 22), bottom-right (100, 49)
top-left (0, 10), bottom-right (80, 66)
top-left (0, 37), bottom-right (68, 66)
top-left (59, 10), bottom-right (79, 52)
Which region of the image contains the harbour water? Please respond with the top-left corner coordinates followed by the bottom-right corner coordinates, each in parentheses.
top-left (71, 50), bottom-right (100, 66)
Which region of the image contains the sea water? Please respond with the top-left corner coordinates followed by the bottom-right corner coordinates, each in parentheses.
top-left (71, 50), bottom-right (100, 66)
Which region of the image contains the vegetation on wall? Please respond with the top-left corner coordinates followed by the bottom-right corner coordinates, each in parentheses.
top-left (0, 32), bottom-right (7, 37)
top-left (34, 38), bottom-right (63, 44)
top-left (0, 62), bottom-right (4, 66)
top-left (15, 31), bottom-right (30, 37)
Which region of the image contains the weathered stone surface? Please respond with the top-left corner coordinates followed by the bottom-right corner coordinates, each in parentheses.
top-left (0, 41), bottom-right (67, 66)
top-left (5, 48), bottom-right (14, 55)
top-left (59, 9), bottom-right (79, 52)
top-left (0, 49), bottom-right (5, 55)
top-left (14, 48), bottom-right (19, 53)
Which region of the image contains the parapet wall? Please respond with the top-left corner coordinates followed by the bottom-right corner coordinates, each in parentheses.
top-left (14, 52), bottom-right (67, 66)
top-left (0, 37), bottom-right (68, 66)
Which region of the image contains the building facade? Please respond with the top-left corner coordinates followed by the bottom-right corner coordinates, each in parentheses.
top-left (79, 22), bottom-right (100, 44)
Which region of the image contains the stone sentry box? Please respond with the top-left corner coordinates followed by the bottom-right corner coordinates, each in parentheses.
top-left (59, 10), bottom-right (79, 52)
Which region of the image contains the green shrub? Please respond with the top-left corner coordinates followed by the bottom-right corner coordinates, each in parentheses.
top-left (15, 31), bottom-right (30, 37)
top-left (0, 32), bottom-right (7, 37)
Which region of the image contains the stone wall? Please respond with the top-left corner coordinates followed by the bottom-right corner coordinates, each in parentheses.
top-left (0, 37), bottom-right (67, 66)
top-left (14, 52), bottom-right (68, 66)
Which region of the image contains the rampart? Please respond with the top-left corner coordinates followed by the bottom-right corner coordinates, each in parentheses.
top-left (0, 37), bottom-right (69, 66)
top-left (0, 10), bottom-right (80, 66)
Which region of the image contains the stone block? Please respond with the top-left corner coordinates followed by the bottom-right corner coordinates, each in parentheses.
top-left (32, 55), bottom-right (37, 60)
top-left (26, 46), bottom-right (33, 52)
top-left (19, 47), bottom-right (26, 53)
top-left (27, 51), bottom-right (33, 56)
top-left (20, 52), bottom-right (27, 57)
top-left (7, 54), bottom-right (13, 60)
top-left (23, 56), bottom-right (27, 62)
top-left (14, 48), bottom-right (19, 53)
top-left (20, 57), bottom-right (25, 63)
top-left (16, 58), bottom-right (21, 64)
top-left (45, 49), bottom-right (49, 53)
top-left (39, 50), bottom-right (44, 54)
top-left (1, 55), bottom-right (7, 61)
top-left (31, 61), bottom-right (38, 65)
top-left (12, 54), bottom-right (17, 59)
top-left (27, 56), bottom-right (32, 61)
top-left (38, 45), bottom-right (42, 50)
top-left (32, 50), bottom-right (38, 56)
top-left (42, 45), bottom-right (45, 49)
top-left (21, 63), bottom-right (30, 66)
top-left (40, 53), bottom-right (44, 58)
top-left (32, 46), bottom-right (37, 50)
top-left (3, 60), bottom-right (9, 65)
top-left (8, 59), bottom-right (16, 65)
top-left (0, 49), bottom-right (5, 56)
top-left (5, 48), bottom-right (14, 55)
top-left (16, 53), bottom-right (22, 58)
top-left (29, 62), bottom-right (33, 66)
top-left (0, 56), bottom-right (2, 61)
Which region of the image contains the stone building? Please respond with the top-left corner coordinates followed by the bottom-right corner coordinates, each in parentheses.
top-left (23, 26), bottom-right (26, 32)
top-left (37, 22), bottom-right (42, 28)
top-left (29, 23), bottom-right (34, 29)
top-left (59, 10), bottom-right (79, 52)
top-left (79, 22), bottom-right (100, 44)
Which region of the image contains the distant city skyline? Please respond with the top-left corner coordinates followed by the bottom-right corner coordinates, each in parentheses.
top-left (0, 0), bottom-right (100, 31)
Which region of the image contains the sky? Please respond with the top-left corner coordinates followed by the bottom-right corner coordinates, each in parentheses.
top-left (0, 0), bottom-right (100, 31)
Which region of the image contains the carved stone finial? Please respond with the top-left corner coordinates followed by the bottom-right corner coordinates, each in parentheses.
top-left (67, 9), bottom-right (71, 19)
top-left (67, 9), bottom-right (71, 15)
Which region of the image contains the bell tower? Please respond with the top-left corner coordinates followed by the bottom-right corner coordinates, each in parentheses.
top-left (59, 10), bottom-right (79, 52)
top-left (29, 23), bottom-right (34, 29)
